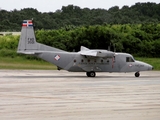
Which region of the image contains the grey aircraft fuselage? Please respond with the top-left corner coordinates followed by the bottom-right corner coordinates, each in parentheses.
top-left (36, 51), bottom-right (152, 73)
top-left (17, 20), bottom-right (153, 77)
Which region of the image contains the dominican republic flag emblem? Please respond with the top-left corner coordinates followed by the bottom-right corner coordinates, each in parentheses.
top-left (22, 20), bottom-right (33, 27)
top-left (54, 55), bottom-right (60, 61)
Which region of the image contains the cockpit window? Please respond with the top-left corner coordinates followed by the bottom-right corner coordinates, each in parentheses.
top-left (126, 57), bottom-right (135, 62)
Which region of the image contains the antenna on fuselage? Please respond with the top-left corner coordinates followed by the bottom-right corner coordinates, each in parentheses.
top-left (31, 18), bottom-right (36, 30)
top-left (108, 43), bottom-right (116, 52)
top-left (113, 44), bottom-right (116, 52)
top-left (108, 43), bottom-right (111, 51)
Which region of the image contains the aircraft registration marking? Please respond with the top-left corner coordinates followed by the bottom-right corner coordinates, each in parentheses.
top-left (28, 38), bottom-right (35, 44)
top-left (135, 64), bottom-right (144, 67)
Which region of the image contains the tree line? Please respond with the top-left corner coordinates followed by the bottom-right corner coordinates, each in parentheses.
top-left (0, 23), bottom-right (160, 58)
top-left (35, 23), bottom-right (160, 57)
top-left (0, 2), bottom-right (160, 31)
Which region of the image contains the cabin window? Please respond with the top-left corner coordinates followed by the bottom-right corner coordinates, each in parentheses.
top-left (113, 56), bottom-right (116, 62)
top-left (81, 59), bottom-right (84, 63)
top-left (126, 57), bottom-right (134, 62)
top-left (98, 51), bottom-right (102, 53)
top-left (88, 59), bottom-right (90, 62)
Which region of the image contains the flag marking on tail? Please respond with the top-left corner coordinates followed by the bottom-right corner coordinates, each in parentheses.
top-left (22, 20), bottom-right (33, 27)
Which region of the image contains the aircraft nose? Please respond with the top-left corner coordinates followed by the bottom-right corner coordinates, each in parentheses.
top-left (148, 65), bottom-right (153, 70)
top-left (135, 61), bottom-right (153, 71)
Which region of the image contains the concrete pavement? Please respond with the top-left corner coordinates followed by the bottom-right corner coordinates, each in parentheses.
top-left (0, 70), bottom-right (160, 120)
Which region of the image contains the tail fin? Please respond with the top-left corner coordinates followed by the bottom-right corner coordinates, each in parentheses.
top-left (17, 20), bottom-right (66, 54)
top-left (17, 20), bottom-right (38, 52)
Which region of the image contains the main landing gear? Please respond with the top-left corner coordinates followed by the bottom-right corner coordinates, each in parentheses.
top-left (135, 72), bottom-right (140, 77)
top-left (86, 71), bottom-right (96, 77)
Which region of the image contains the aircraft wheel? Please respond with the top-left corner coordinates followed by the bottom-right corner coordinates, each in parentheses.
top-left (90, 71), bottom-right (96, 77)
top-left (135, 72), bottom-right (140, 77)
top-left (86, 72), bottom-right (96, 77)
top-left (86, 72), bottom-right (90, 77)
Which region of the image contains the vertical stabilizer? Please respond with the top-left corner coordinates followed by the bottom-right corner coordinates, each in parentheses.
top-left (18, 20), bottom-right (38, 52)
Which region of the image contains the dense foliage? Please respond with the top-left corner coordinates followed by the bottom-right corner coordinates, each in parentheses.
top-left (0, 2), bottom-right (160, 31)
top-left (0, 2), bottom-right (160, 58)
top-left (0, 23), bottom-right (160, 58)
top-left (35, 23), bottom-right (160, 57)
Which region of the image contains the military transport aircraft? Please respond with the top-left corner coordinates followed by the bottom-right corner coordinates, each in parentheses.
top-left (17, 20), bottom-right (153, 77)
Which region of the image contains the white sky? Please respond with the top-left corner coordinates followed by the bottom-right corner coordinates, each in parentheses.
top-left (0, 0), bottom-right (159, 12)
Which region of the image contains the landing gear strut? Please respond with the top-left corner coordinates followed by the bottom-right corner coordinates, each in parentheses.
top-left (135, 72), bottom-right (140, 77)
top-left (86, 71), bottom-right (96, 77)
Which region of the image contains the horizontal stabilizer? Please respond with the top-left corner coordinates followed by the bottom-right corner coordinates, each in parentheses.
top-left (17, 51), bottom-right (42, 55)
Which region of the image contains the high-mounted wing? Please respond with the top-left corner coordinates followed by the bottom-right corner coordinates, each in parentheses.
top-left (79, 46), bottom-right (115, 58)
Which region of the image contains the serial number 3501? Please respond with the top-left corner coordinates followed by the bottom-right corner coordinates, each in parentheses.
top-left (28, 38), bottom-right (35, 44)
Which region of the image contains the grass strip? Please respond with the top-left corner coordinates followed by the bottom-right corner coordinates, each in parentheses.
top-left (0, 57), bottom-right (56, 70)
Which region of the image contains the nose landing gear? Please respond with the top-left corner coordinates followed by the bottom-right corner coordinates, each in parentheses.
top-left (135, 72), bottom-right (140, 77)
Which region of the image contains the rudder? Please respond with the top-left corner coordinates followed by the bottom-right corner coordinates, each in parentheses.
top-left (17, 20), bottom-right (38, 52)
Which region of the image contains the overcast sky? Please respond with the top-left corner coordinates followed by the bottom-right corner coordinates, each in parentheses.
top-left (0, 0), bottom-right (159, 12)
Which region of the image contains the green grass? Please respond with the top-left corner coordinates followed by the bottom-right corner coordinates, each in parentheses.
top-left (0, 57), bottom-right (56, 70)
top-left (135, 57), bottom-right (160, 70)
top-left (0, 57), bottom-right (159, 70)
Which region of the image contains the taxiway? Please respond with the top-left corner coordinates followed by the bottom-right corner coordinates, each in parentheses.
top-left (0, 70), bottom-right (160, 120)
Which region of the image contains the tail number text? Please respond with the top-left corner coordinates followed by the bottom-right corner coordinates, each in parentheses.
top-left (28, 38), bottom-right (35, 44)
